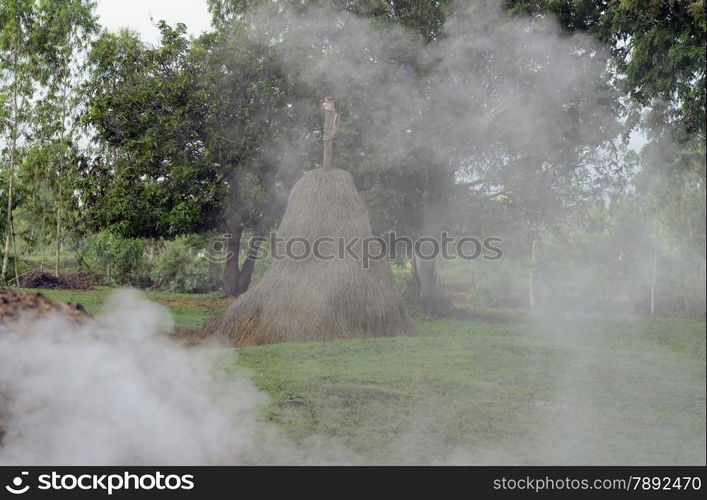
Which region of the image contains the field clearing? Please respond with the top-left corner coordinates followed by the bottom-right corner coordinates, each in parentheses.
top-left (22, 287), bottom-right (706, 464)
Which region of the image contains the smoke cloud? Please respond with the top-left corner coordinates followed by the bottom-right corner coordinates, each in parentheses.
top-left (0, 1), bottom-right (701, 466)
top-left (0, 290), bottom-right (265, 465)
top-left (246, 1), bottom-right (622, 193)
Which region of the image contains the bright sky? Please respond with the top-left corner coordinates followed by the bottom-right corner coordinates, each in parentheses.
top-left (95, 0), bottom-right (213, 44)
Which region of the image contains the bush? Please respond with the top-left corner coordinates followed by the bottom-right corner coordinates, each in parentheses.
top-left (85, 231), bottom-right (149, 286)
top-left (150, 235), bottom-right (223, 294)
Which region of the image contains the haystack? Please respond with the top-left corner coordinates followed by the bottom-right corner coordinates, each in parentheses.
top-left (203, 166), bottom-right (415, 345)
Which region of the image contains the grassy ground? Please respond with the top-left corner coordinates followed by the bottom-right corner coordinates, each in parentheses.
top-left (237, 313), bottom-right (705, 464)
top-left (20, 287), bottom-right (232, 331)
top-left (18, 286), bottom-right (706, 464)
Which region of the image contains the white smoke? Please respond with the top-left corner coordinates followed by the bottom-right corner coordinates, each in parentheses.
top-left (0, 289), bottom-right (266, 465)
top-left (0, 2), bottom-right (701, 466)
top-left (0, 290), bottom-right (702, 465)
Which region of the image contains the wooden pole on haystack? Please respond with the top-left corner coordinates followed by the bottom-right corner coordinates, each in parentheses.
top-left (322, 97), bottom-right (339, 169)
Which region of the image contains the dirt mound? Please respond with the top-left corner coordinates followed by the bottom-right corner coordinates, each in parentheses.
top-left (20, 270), bottom-right (95, 290)
top-left (0, 287), bottom-right (91, 326)
top-left (1, 287), bottom-right (92, 446)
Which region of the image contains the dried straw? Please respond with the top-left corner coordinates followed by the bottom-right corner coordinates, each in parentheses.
top-left (203, 167), bottom-right (415, 345)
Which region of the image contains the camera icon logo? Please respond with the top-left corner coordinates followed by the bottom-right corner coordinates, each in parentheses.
top-left (199, 234), bottom-right (235, 263)
top-left (5, 471), bottom-right (29, 495)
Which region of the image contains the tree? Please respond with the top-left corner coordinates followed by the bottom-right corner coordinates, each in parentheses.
top-left (207, 0), bottom-right (452, 41)
top-left (84, 22), bottom-right (291, 295)
top-left (635, 136), bottom-right (706, 315)
top-left (83, 25), bottom-right (223, 238)
top-left (508, 0), bottom-right (706, 142)
top-left (200, 27), bottom-right (292, 296)
top-left (0, 0), bottom-right (38, 283)
top-left (33, 0), bottom-right (97, 276)
top-left (240, 2), bottom-right (625, 313)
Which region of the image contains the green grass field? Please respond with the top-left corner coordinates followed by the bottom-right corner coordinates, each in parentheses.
top-left (23, 287), bottom-right (230, 331)
top-left (23, 286), bottom-right (706, 464)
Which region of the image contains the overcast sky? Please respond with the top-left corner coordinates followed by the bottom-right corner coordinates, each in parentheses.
top-left (95, 0), bottom-right (213, 44)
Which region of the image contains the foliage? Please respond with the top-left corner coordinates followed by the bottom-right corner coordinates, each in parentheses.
top-left (82, 20), bottom-right (292, 294)
top-left (82, 24), bottom-right (226, 238)
top-left (207, 0), bottom-right (454, 40)
top-left (84, 230), bottom-right (148, 286)
top-left (32, 0), bottom-right (97, 273)
top-left (0, 0), bottom-right (41, 282)
top-left (508, 0), bottom-right (706, 142)
top-left (1, 0), bottom-right (704, 312)
top-left (150, 235), bottom-right (223, 294)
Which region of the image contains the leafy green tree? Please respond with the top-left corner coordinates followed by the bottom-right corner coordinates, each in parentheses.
top-left (84, 25), bottom-right (220, 238)
top-left (11, 144), bottom-right (53, 267)
top-left (84, 22), bottom-right (291, 295)
top-left (199, 26), bottom-right (293, 295)
top-left (508, 0), bottom-right (706, 141)
top-left (0, 0), bottom-right (39, 283)
top-left (207, 0), bottom-right (452, 40)
top-left (32, 0), bottom-right (97, 276)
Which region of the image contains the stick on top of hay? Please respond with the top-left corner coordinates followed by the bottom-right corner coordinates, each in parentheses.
top-left (203, 98), bottom-right (414, 345)
top-left (321, 97), bottom-right (339, 169)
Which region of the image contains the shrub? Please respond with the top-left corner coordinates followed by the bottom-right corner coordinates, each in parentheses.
top-left (85, 231), bottom-right (149, 286)
top-left (150, 235), bottom-right (223, 294)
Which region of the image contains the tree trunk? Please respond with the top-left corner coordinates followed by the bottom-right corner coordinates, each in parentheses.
top-left (222, 166), bottom-right (280, 297)
top-left (10, 214), bottom-right (18, 285)
top-left (411, 254), bottom-right (452, 315)
top-left (223, 217), bottom-right (270, 296)
top-left (55, 184), bottom-right (62, 277)
top-left (409, 172), bottom-right (453, 316)
top-left (529, 236), bottom-right (537, 309)
top-left (238, 252), bottom-right (257, 293)
top-left (650, 219), bottom-right (659, 316)
top-left (222, 223), bottom-right (243, 297)
top-left (1, 177), bottom-right (14, 284)
top-left (416, 257), bottom-right (436, 301)
top-left (1, 71), bottom-right (19, 284)
top-left (55, 80), bottom-right (68, 278)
